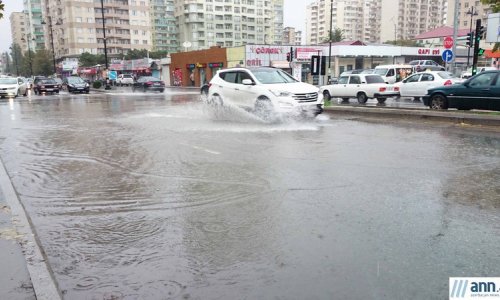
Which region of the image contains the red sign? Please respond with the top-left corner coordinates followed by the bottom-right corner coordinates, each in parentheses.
top-left (444, 37), bottom-right (454, 49)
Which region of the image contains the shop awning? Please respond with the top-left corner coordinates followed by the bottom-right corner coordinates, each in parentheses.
top-left (484, 50), bottom-right (500, 59)
top-left (271, 61), bottom-right (291, 69)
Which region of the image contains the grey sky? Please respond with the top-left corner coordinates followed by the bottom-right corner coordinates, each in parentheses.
top-left (0, 0), bottom-right (312, 53)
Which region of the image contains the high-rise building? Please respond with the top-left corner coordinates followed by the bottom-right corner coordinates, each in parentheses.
top-left (39, 0), bottom-right (153, 60)
top-left (23, 0), bottom-right (45, 51)
top-left (446, 0), bottom-right (491, 32)
top-left (175, 0), bottom-right (284, 50)
top-left (283, 26), bottom-right (302, 45)
top-left (151, 0), bottom-right (178, 53)
top-left (305, 0), bottom-right (448, 44)
top-left (10, 12), bottom-right (29, 51)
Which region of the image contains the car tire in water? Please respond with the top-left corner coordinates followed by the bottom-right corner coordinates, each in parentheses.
top-left (377, 97), bottom-right (386, 104)
top-left (254, 96), bottom-right (274, 121)
top-left (430, 94), bottom-right (448, 110)
top-left (341, 98), bottom-right (349, 102)
top-left (413, 97), bottom-right (420, 101)
top-left (322, 90), bottom-right (331, 101)
top-left (357, 92), bottom-right (368, 104)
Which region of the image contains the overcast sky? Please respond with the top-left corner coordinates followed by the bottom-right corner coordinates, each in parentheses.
top-left (0, 0), bottom-right (312, 53)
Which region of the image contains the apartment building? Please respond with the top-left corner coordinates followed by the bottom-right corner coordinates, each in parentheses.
top-left (306, 0), bottom-right (448, 44)
top-left (151, 0), bottom-right (178, 52)
top-left (446, 0), bottom-right (492, 32)
top-left (283, 26), bottom-right (302, 45)
top-left (23, 0), bottom-right (45, 51)
top-left (10, 12), bottom-right (29, 51)
top-left (305, 0), bottom-right (366, 45)
top-left (175, 0), bottom-right (284, 51)
top-left (38, 0), bottom-right (152, 60)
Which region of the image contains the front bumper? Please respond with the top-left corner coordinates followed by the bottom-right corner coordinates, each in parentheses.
top-left (373, 92), bottom-right (400, 98)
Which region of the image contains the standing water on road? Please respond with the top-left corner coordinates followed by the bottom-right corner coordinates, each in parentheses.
top-left (0, 93), bottom-right (499, 299)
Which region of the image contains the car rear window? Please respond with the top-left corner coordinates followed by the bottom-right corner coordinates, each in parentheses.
top-left (436, 71), bottom-right (454, 79)
top-left (365, 75), bottom-right (385, 83)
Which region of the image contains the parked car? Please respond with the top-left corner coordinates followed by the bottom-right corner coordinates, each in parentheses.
top-left (33, 77), bottom-right (60, 94)
top-left (63, 76), bottom-right (90, 93)
top-left (132, 76), bottom-right (165, 92)
top-left (54, 78), bottom-right (63, 90)
top-left (408, 60), bottom-right (445, 72)
top-left (320, 73), bottom-right (399, 104)
top-left (395, 71), bottom-right (462, 100)
top-left (374, 64), bottom-right (414, 84)
top-left (0, 77), bottom-right (28, 98)
top-left (423, 70), bottom-right (500, 111)
top-left (207, 67), bottom-right (324, 118)
top-left (117, 74), bottom-right (134, 86)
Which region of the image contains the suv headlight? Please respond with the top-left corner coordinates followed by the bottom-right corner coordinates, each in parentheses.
top-left (269, 90), bottom-right (292, 97)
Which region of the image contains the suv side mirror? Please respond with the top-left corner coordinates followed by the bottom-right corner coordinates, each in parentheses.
top-left (242, 79), bottom-right (254, 85)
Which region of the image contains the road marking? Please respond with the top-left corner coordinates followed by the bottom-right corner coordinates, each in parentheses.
top-left (0, 156), bottom-right (61, 300)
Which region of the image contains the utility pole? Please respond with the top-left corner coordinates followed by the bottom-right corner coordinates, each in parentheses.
top-left (451, 0), bottom-right (459, 73)
top-left (327, 0), bottom-right (333, 83)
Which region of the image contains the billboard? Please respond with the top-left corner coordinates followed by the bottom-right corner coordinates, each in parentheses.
top-left (486, 13), bottom-right (500, 43)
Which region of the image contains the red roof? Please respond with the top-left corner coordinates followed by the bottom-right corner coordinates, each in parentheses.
top-left (414, 26), bottom-right (470, 40)
top-left (319, 40), bottom-right (366, 46)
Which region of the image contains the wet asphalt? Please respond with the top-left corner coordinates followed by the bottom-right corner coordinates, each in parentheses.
top-left (0, 90), bottom-right (499, 299)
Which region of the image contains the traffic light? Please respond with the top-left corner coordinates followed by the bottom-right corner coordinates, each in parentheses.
top-left (289, 47), bottom-right (294, 62)
top-left (286, 52), bottom-right (291, 62)
top-left (466, 32), bottom-right (474, 47)
top-left (478, 48), bottom-right (485, 56)
top-left (472, 19), bottom-right (482, 76)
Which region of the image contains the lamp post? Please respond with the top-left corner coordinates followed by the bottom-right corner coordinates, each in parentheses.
top-left (9, 46), bottom-right (19, 75)
top-left (100, 0), bottom-right (111, 89)
top-left (21, 34), bottom-right (34, 77)
top-left (327, 0), bottom-right (333, 84)
top-left (41, 16), bottom-right (61, 75)
top-left (466, 7), bottom-right (478, 68)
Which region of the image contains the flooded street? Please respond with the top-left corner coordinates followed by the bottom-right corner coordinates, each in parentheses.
top-left (0, 91), bottom-right (499, 299)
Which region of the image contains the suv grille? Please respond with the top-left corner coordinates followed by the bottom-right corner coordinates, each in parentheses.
top-left (293, 92), bottom-right (318, 102)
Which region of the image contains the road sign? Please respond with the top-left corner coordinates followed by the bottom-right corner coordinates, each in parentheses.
top-left (442, 49), bottom-right (454, 62)
top-left (443, 36), bottom-right (454, 49)
top-left (108, 70), bottom-right (117, 80)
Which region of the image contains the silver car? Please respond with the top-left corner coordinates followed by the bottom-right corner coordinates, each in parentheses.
top-left (0, 77), bottom-right (28, 98)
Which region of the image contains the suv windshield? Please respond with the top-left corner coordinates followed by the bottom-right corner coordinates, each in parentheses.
top-left (251, 69), bottom-right (297, 84)
top-left (0, 78), bottom-right (17, 84)
top-left (40, 79), bottom-right (56, 84)
top-left (67, 77), bottom-right (85, 84)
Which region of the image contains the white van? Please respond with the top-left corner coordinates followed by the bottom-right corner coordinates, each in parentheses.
top-left (374, 65), bottom-right (414, 84)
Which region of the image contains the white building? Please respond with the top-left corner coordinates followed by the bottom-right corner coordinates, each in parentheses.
top-left (175, 0), bottom-right (284, 50)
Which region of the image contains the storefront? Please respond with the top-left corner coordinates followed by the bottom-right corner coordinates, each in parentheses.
top-left (170, 46), bottom-right (227, 87)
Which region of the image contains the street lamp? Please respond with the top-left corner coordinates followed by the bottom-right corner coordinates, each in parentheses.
top-left (21, 34), bottom-right (34, 77)
top-left (41, 16), bottom-right (61, 75)
top-left (9, 46), bottom-right (19, 75)
top-left (327, 0), bottom-right (333, 84)
top-left (99, 0), bottom-right (111, 89)
top-left (466, 7), bottom-right (478, 68)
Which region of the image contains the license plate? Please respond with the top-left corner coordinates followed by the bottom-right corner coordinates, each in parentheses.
top-left (46, 89), bottom-right (53, 91)
top-left (154, 83), bottom-right (160, 86)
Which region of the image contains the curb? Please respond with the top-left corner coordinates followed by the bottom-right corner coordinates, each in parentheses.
top-left (323, 106), bottom-right (500, 127)
top-left (0, 157), bottom-right (61, 300)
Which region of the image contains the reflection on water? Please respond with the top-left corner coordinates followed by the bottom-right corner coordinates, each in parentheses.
top-left (0, 94), bottom-right (499, 299)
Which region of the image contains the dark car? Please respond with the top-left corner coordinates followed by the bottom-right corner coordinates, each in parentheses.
top-left (423, 70), bottom-right (500, 111)
top-left (33, 77), bottom-right (60, 95)
top-left (64, 76), bottom-right (90, 93)
top-left (132, 76), bottom-right (165, 92)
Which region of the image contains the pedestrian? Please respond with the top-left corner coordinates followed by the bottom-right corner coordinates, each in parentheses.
top-left (190, 72), bottom-right (195, 86)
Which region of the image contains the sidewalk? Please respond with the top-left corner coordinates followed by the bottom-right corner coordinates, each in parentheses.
top-left (0, 188), bottom-right (36, 299)
top-left (324, 105), bottom-right (500, 127)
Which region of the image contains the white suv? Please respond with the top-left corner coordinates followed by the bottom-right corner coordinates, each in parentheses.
top-left (116, 74), bottom-right (134, 86)
top-left (207, 67), bottom-right (323, 118)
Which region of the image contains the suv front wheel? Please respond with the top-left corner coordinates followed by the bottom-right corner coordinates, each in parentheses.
top-left (430, 94), bottom-right (448, 110)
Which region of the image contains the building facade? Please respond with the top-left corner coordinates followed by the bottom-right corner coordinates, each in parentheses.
top-left (283, 26), bottom-right (302, 45)
top-left (174, 0), bottom-right (284, 51)
top-left (39, 0), bottom-right (153, 61)
top-left (10, 13), bottom-right (29, 51)
top-left (306, 0), bottom-right (448, 44)
top-left (23, 0), bottom-right (45, 51)
top-left (446, 0), bottom-right (492, 31)
top-left (151, 0), bottom-right (178, 53)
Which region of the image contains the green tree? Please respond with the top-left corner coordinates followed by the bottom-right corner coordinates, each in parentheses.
top-left (124, 49), bottom-right (148, 60)
top-left (0, 1), bottom-right (5, 19)
top-left (385, 40), bottom-right (421, 47)
top-left (78, 52), bottom-right (97, 67)
top-left (481, 0), bottom-right (499, 51)
top-left (10, 44), bottom-right (23, 76)
top-left (149, 50), bottom-right (169, 59)
top-left (323, 27), bottom-right (345, 43)
top-left (32, 49), bottom-right (52, 76)
top-left (20, 50), bottom-right (34, 77)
